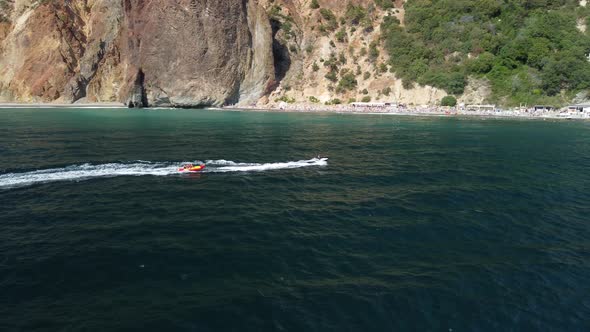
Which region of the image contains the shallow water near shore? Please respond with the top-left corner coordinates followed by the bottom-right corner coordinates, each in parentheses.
top-left (1, 108), bottom-right (589, 331)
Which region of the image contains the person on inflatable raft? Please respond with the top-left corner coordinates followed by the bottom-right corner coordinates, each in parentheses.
top-left (179, 163), bottom-right (206, 172)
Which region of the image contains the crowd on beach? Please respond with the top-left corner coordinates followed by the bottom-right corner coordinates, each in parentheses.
top-left (12, 100), bottom-right (582, 120)
top-left (230, 103), bottom-right (590, 120)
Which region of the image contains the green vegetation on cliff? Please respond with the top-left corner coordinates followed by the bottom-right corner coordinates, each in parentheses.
top-left (0, 0), bottom-right (13, 22)
top-left (381, 0), bottom-right (590, 105)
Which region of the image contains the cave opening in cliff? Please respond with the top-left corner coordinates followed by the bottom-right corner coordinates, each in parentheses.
top-left (270, 19), bottom-right (291, 85)
top-left (127, 69), bottom-right (148, 108)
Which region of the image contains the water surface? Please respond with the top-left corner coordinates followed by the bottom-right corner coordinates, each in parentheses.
top-left (1, 108), bottom-right (589, 331)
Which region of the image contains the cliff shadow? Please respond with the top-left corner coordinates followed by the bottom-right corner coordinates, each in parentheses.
top-left (270, 19), bottom-right (291, 85)
top-left (127, 69), bottom-right (148, 108)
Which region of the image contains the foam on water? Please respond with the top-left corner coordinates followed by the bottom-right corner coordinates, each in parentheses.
top-left (206, 158), bottom-right (328, 172)
top-left (0, 158), bottom-right (328, 188)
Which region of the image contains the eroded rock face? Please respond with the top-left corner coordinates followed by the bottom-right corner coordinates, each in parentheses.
top-left (0, 1), bottom-right (87, 102)
top-left (119, 0), bottom-right (274, 107)
top-left (0, 0), bottom-right (275, 106)
top-left (0, 23), bottom-right (10, 44)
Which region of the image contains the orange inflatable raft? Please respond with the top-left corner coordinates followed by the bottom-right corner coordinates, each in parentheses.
top-left (178, 164), bottom-right (206, 173)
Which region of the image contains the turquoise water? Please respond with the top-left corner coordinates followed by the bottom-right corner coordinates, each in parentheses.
top-left (1, 108), bottom-right (589, 331)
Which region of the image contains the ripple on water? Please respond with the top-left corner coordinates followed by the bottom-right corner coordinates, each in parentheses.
top-left (0, 109), bottom-right (589, 331)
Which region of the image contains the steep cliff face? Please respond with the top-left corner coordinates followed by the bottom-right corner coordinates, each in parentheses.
top-left (0, 1), bottom-right (84, 102)
top-left (2, 1), bottom-right (587, 107)
top-left (118, 0), bottom-right (274, 107)
top-left (258, 0), bottom-right (450, 106)
top-left (0, 0), bottom-right (484, 107)
top-left (0, 0), bottom-right (275, 106)
top-left (262, 0), bottom-right (590, 107)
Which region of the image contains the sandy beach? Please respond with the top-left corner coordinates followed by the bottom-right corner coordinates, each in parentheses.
top-left (2, 102), bottom-right (589, 120)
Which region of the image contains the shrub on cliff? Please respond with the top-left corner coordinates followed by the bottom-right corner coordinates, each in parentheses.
top-left (276, 96), bottom-right (296, 104)
top-left (368, 42), bottom-right (379, 61)
top-left (338, 73), bottom-right (358, 91)
top-left (319, 9), bottom-right (338, 31)
top-left (375, 0), bottom-right (394, 10)
top-left (345, 4), bottom-right (367, 26)
top-left (325, 71), bottom-right (338, 82)
top-left (0, 0), bottom-right (11, 22)
top-left (336, 29), bottom-right (346, 42)
top-left (441, 96), bottom-right (457, 107)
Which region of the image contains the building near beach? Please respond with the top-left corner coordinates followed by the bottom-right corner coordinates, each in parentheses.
top-left (567, 103), bottom-right (590, 113)
top-left (466, 104), bottom-right (496, 112)
top-left (351, 102), bottom-right (386, 108)
top-left (533, 105), bottom-right (555, 111)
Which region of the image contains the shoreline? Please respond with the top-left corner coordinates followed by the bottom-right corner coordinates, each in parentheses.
top-left (1, 102), bottom-right (589, 120)
top-left (224, 104), bottom-right (590, 121)
top-left (0, 102), bottom-right (126, 109)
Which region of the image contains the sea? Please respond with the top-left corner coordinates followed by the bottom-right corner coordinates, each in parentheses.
top-left (1, 108), bottom-right (589, 331)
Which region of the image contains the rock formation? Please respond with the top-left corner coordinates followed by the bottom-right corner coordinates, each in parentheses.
top-left (0, 0), bottom-right (275, 107)
top-left (257, 0), bottom-right (450, 107)
top-left (0, 0), bottom-right (445, 107)
top-left (2, 0), bottom-right (588, 107)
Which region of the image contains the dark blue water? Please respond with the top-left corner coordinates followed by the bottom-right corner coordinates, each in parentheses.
top-left (1, 108), bottom-right (589, 331)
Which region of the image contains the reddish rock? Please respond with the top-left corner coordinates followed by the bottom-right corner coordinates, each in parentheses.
top-left (0, 0), bottom-right (275, 107)
top-left (0, 2), bottom-right (87, 102)
top-left (116, 0), bottom-right (275, 107)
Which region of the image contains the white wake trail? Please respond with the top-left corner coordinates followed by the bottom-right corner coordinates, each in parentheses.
top-left (0, 158), bottom-right (328, 188)
top-left (0, 162), bottom-right (179, 188)
top-left (206, 158), bottom-right (328, 173)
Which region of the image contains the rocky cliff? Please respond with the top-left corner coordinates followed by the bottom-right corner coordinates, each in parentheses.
top-left (0, 0), bottom-right (450, 107)
top-left (2, 0), bottom-right (586, 107)
top-left (257, 0), bottom-right (478, 106)
top-left (263, 0), bottom-right (590, 107)
top-left (0, 0), bottom-right (275, 107)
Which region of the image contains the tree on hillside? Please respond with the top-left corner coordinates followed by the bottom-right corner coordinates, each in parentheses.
top-left (441, 96), bottom-right (457, 107)
top-left (380, 0), bottom-right (590, 105)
